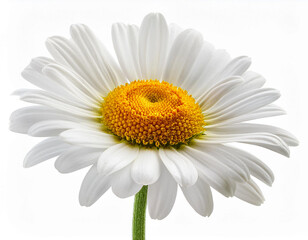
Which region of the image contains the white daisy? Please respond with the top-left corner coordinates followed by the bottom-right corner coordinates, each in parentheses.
top-left (10, 13), bottom-right (298, 223)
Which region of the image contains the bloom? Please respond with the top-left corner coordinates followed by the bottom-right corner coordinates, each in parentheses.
top-left (10, 13), bottom-right (298, 219)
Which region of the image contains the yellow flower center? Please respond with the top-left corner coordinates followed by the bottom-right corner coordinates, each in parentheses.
top-left (101, 80), bottom-right (205, 147)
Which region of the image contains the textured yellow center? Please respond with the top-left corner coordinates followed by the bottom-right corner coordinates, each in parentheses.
top-left (101, 80), bottom-right (205, 147)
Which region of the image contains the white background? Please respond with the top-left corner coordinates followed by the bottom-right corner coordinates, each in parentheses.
top-left (1, 0), bottom-right (307, 239)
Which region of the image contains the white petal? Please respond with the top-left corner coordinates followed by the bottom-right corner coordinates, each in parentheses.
top-left (46, 36), bottom-right (114, 95)
top-left (55, 146), bottom-right (103, 173)
top-left (181, 146), bottom-right (236, 197)
top-left (112, 23), bottom-right (142, 81)
top-left (210, 56), bottom-right (251, 83)
top-left (181, 177), bottom-right (213, 217)
top-left (138, 13), bottom-right (169, 80)
top-left (198, 76), bottom-right (244, 111)
top-left (148, 165), bottom-right (177, 220)
top-left (10, 106), bottom-right (79, 134)
top-left (42, 63), bottom-right (102, 105)
top-left (70, 24), bottom-right (127, 88)
top-left (60, 128), bottom-right (118, 148)
top-left (131, 148), bottom-right (160, 185)
top-left (46, 37), bottom-right (98, 87)
top-left (241, 71), bottom-right (266, 89)
top-left (180, 42), bottom-right (215, 95)
top-left (197, 132), bottom-right (290, 157)
top-left (28, 120), bottom-right (83, 137)
top-left (24, 137), bottom-right (70, 168)
top-left (211, 72), bottom-right (266, 107)
top-left (79, 164), bottom-right (112, 206)
top-left (191, 49), bottom-right (231, 97)
top-left (97, 143), bottom-right (139, 176)
top-left (192, 143), bottom-right (250, 182)
top-left (163, 29), bottom-right (203, 86)
top-left (112, 164), bottom-right (142, 198)
top-left (27, 57), bottom-right (100, 104)
top-left (30, 57), bottom-right (56, 72)
top-left (235, 179), bottom-right (265, 206)
top-left (205, 88), bottom-right (281, 123)
top-left (205, 104), bottom-right (286, 128)
top-left (16, 89), bottom-right (97, 118)
top-left (208, 123), bottom-right (298, 146)
top-left (219, 145), bottom-right (274, 186)
top-left (22, 57), bottom-right (68, 96)
top-left (167, 23), bottom-right (182, 49)
top-left (159, 147), bottom-right (198, 187)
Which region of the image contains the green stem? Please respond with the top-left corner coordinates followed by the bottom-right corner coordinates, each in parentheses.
top-left (133, 185), bottom-right (148, 240)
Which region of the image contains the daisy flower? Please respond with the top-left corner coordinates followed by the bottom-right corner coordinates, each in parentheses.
top-left (10, 13), bottom-right (298, 239)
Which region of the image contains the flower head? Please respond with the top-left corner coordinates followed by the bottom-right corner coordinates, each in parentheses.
top-left (10, 13), bottom-right (298, 219)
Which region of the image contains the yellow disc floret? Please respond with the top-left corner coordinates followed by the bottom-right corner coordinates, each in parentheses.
top-left (101, 80), bottom-right (205, 147)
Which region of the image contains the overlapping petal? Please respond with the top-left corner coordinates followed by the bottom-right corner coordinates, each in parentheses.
top-left (148, 165), bottom-right (177, 220)
top-left (55, 146), bottom-right (103, 173)
top-left (60, 128), bottom-right (119, 148)
top-left (181, 177), bottom-right (213, 217)
top-left (97, 143), bottom-right (139, 176)
top-left (131, 148), bottom-right (160, 185)
top-left (11, 13), bottom-right (298, 221)
top-left (111, 164), bottom-right (142, 198)
top-left (24, 137), bottom-right (70, 167)
top-left (79, 164), bottom-right (112, 206)
top-left (159, 147), bottom-right (198, 187)
top-left (112, 23), bottom-right (142, 81)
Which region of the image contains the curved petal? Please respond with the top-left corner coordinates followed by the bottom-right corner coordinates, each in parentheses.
top-left (198, 76), bottom-right (244, 111)
top-left (217, 145), bottom-right (274, 186)
top-left (24, 137), bottom-right (70, 168)
top-left (181, 177), bottom-right (213, 217)
top-left (22, 57), bottom-right (68, 96)
top-left (70, 24), bottom-right (127, 88)
top-left (190, 49), bottom-right (231, 98)
top-left (187, 55), bottom-right (250, 98)
top-left (180, 41), bottom-right (215, 95)
top-left (162, 29), bottom-right (203, 86)
top-left (196, 132), bottom-right (290, 157)
top-left (112, 23), bottom-right (142, 81)
top-left (205, 104), bottom-right (286, 128)
top-left (210, 56), bottom-right (251, 84)
top-left (192, 143), bottom-right (250, 182)
top-left (42, 63), bottom-right (102, 105)
top-left (28, 57), bottom-right (55, 72)
top-left (55, 146), bottom-right (103, 173)
top-left (60, 129), bottom-right (119, 148)
top-left (46, 36), bottom-right (118, 95)
top-left (204, 88), bottom-right (281, 123)
top-left (208, 123), bottom-right (299, 147)
top-left (239, 71), bottom-right (266, 90)
top-left (131, 148), bottom-right (160, 185)
top-left (28, 120), bottom-right (83, 137)
top-left (111, 164), bottom-right (142, 198)
top-left (167, 23), bottom-right (182, 49)
top-left (148, 165), bottom-right (177, 220)
top-left (9, 106), bottom-right (80, 134)
top-left (182, 146), bottom-right (236, 197)
top-left (79, 164), bottom-right (112, 206)
top-left (159, 147), bottom-right (198, 187)
top-left (97, 143), bottom-right (139, 176)
top-left (209, 71), bottom-right (267, 108)
top-left (139, 13), bottom-right (169, 80)
top-left (46, 36), bottom-right (105, 91)
top-left (235, 179), bottom-right (265, 206)
top-left (16, 89), bottom-right (97, 118)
